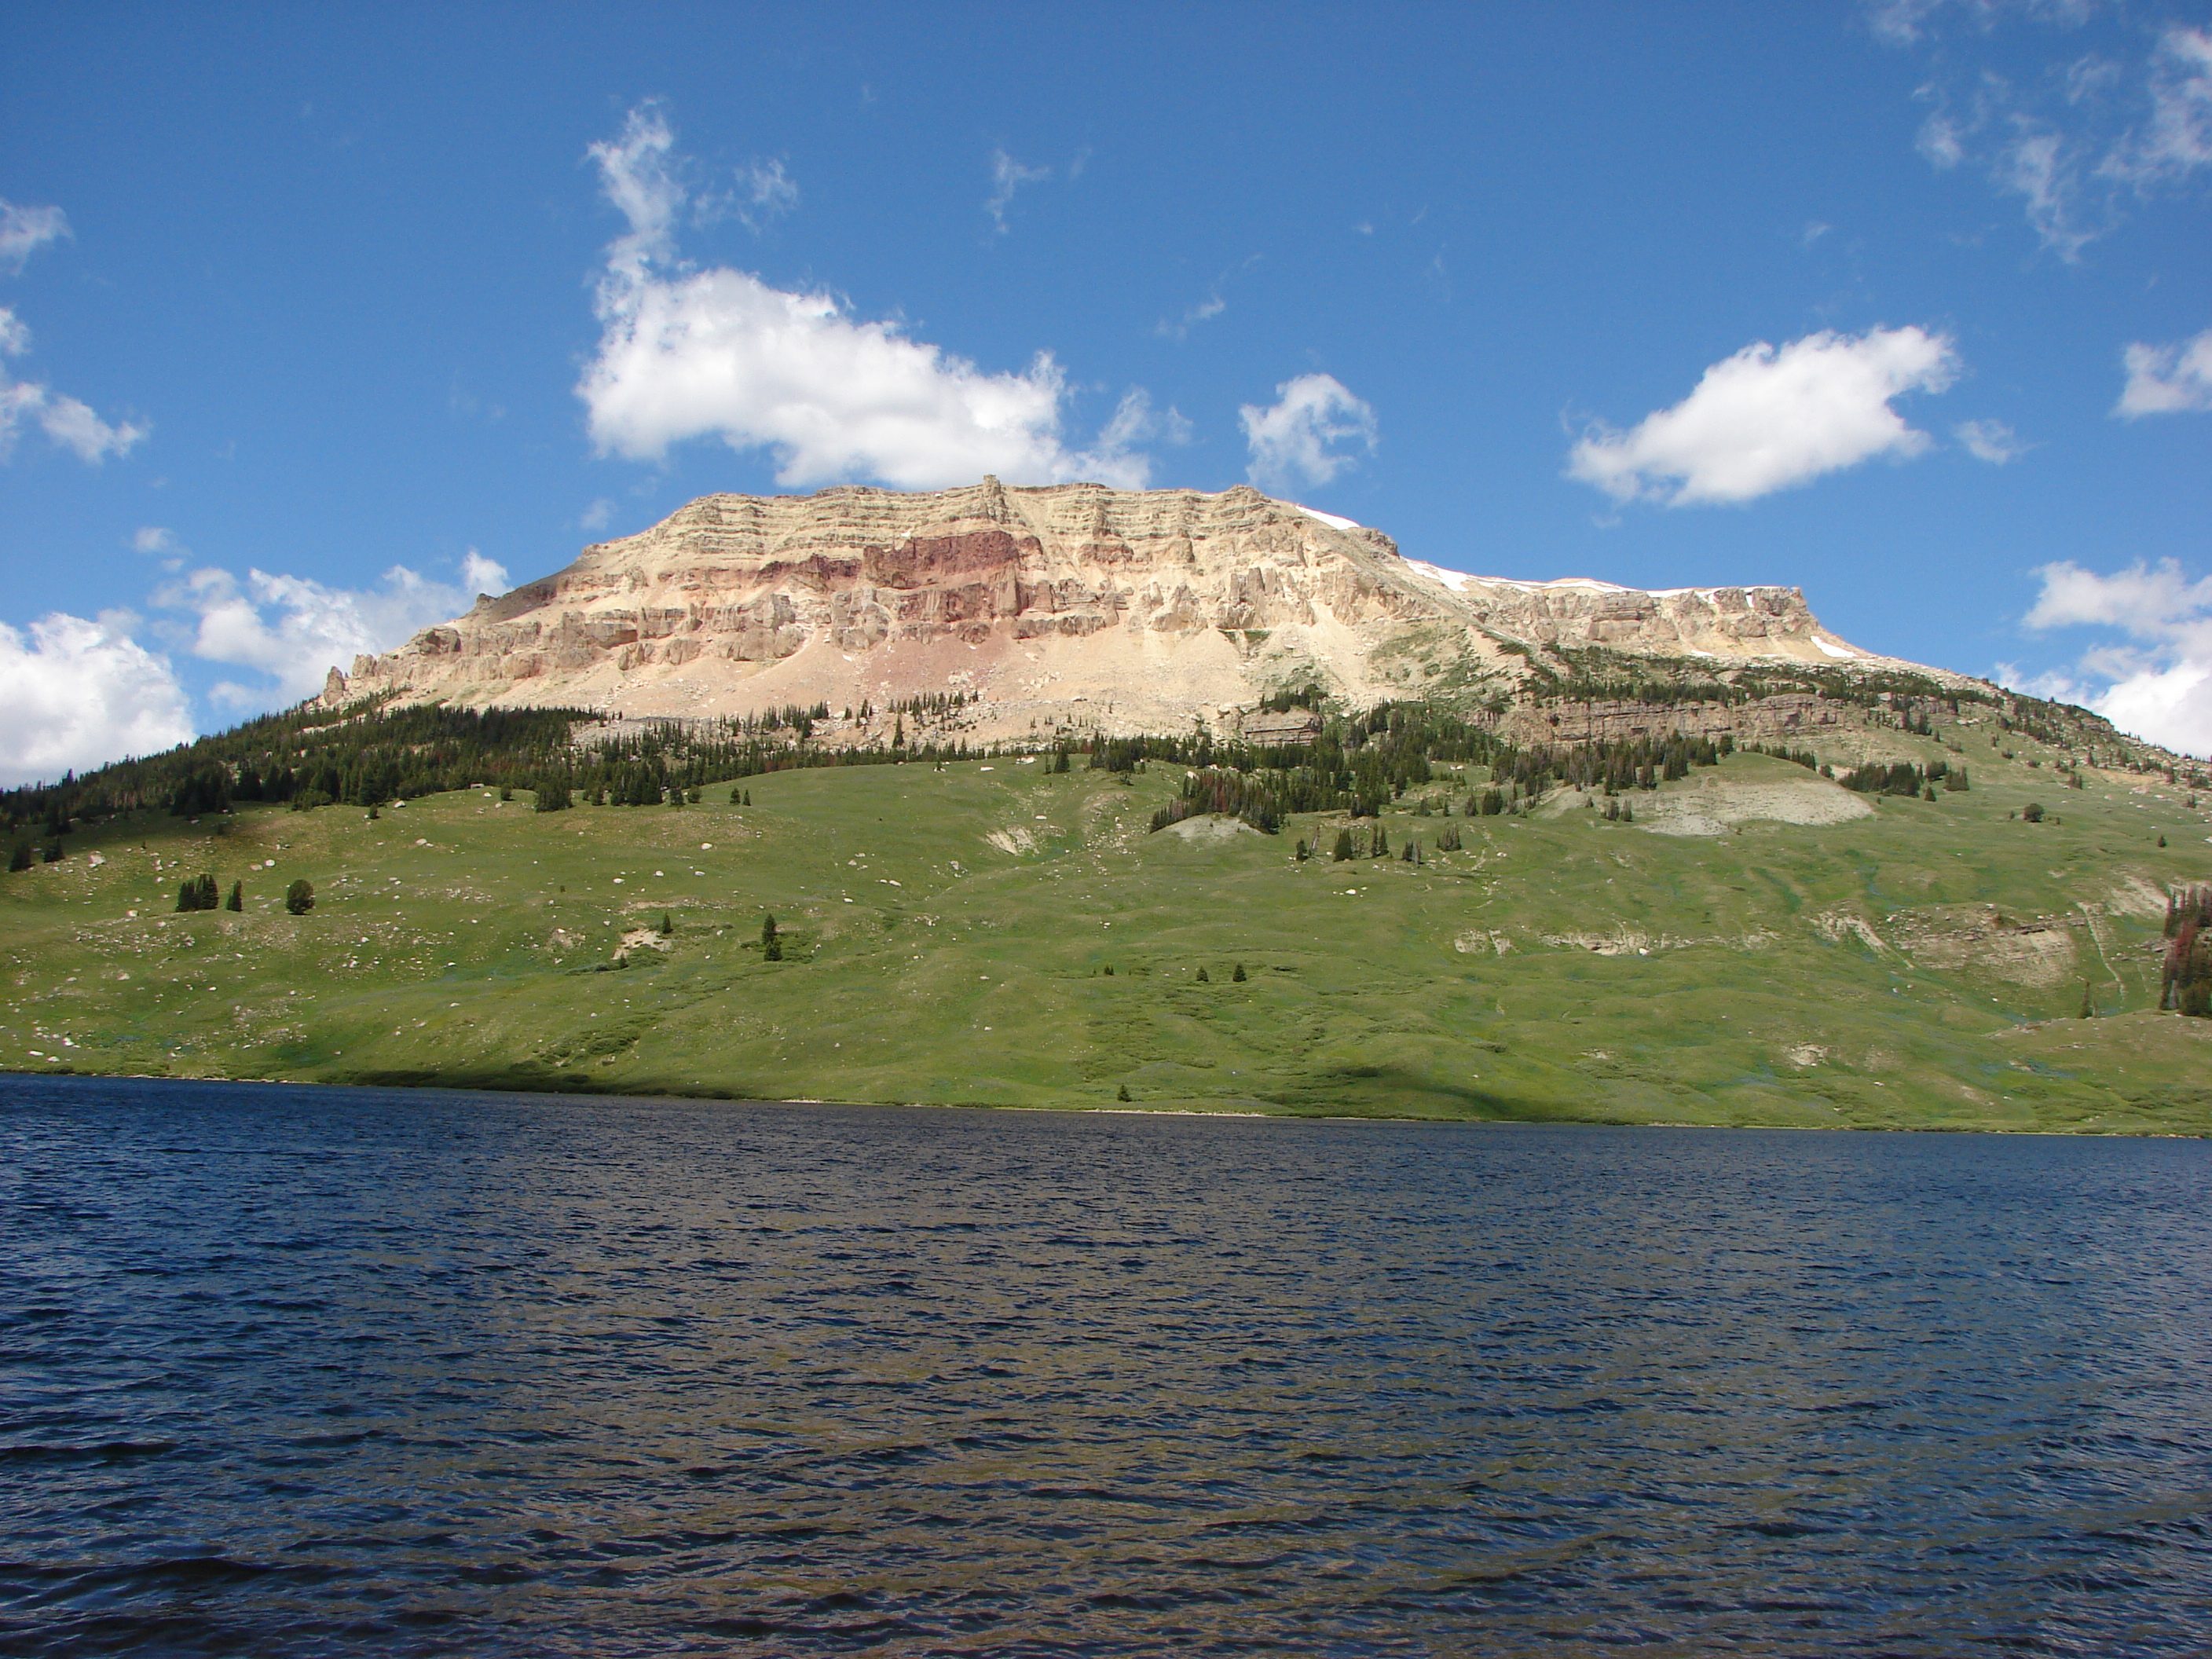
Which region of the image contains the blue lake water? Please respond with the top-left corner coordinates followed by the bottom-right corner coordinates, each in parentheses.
top-left (2, 1075), bottom-right (2209, 1656)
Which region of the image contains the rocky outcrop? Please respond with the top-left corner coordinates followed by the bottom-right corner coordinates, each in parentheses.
top-left (330, 478), bottom-right (1918, 736)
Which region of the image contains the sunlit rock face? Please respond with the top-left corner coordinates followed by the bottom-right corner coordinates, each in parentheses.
top-left (331, 478), bottom-right (1906, 737)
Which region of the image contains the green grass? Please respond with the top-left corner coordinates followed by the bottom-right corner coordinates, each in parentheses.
top-left (4, 729), bottom-right (2209, 1133)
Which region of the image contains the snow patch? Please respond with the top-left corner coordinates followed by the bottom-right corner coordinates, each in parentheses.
top-left (1813, 635), bottom-right (1859, 660)
top-left (1296, 505), bottom-right (1361, 531)
top-left (1406, 559), bottom-right (1474, 591)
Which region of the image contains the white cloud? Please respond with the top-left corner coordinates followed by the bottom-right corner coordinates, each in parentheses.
top-left (1567, 327), bottom-right (1959, 507)
top-left (2115, 327), bottom-right (2212, 417)
top-left (34, 392), bottom-right (148, 463)
top-left (1884, 17), bottom-right (2212, 257)
top-left (701, 157), bottom-right (799, 233)
top-left (1157, 291), bottom-right (1226, 342)
top-left (1240, 374), bottom-right (1377, 492)
top-left (155, 554), bottom-right (509, 709)
top-left (0, 199), bottom-right (69, 274)
top-left (984, 148), bottom-right (1050, 233)
top-left (460, 550), bottom-right (510, 597)
top-left (2125, 26), bottom-right (2212, 184)
top-left (0, 302), bottom-right (148, 464)
top-left (1954, 417), bottom-right (2027, 462)
top-left (577, 104), bottom-right (1157, 490)
top-left (580, 497), bottom-right (617, 532)
top-left (133, 526), bottom-right (185, 571)
top-left (2020, 558), bottom-right (2212, 756)
top-left (0, 611), bottom-right (195, 787)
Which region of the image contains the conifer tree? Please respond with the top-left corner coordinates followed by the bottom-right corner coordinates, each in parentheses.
top-left (7, 843), bottom-right (29, 873)
top-left (761, 914), bottom-right (778, 947)
top-left (1372, 826), bottom-right (1390, 859)
top-left (1116, 1083), bottom-right (1131, 1101)
top-left (225, 881), bottom-right (243, 912)
top-left (659, 912), bottom-right (673, 936)
top-left (731, 784), bottom-right (745, 804)
top-left (1196, 965), bottom-right (1210, 983)
top-left (1332, 828), bottom-right (1356, 861)
top-left (284, 879), bottom-right (315, 915)
top-left (1232, 962), bottom-right (1247, 982)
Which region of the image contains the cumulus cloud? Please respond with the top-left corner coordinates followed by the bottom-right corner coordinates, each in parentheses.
top-left (1567, 327), bottom-right (1959, 507)
top-left (2115, 327), bottom-right (2212, 416)
top-left (0, 296), bottom-right (148, 464)
top-left (1954, 417), bottom-right (2028, 462)
top-left (155, 552), bottom-right (510, 709)
top-left (1240, 374), bottom-right (1377, 493)
top-left (0, 611), bottom-right (195, 787)
top-left (0, 199), bottom-right (69, 274)
top-left (984, 149), bottom-right (1050, 233)
top-left (577, 104), bottom-right (1156, 489)
top-left (2019, 558), bottom-right (2212, 756)
top-left (1882, 14), bottom-right (2212, 258)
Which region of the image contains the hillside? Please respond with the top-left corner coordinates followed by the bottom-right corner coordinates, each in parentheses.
top-left (5, 701), bottom-right (2209, 1131)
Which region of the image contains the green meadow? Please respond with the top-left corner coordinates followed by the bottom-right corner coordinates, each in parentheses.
top-left (5, 734), bottom-right (2209, 1133)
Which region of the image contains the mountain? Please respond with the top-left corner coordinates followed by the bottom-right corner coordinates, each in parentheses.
top-left (328, 479), bottom-right (1954, 744)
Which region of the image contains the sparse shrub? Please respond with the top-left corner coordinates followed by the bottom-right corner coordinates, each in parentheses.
top-left (2023, 803), bottom-right (2045, 823)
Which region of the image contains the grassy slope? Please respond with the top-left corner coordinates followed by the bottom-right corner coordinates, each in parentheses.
top-left (3, 725), bottom-right (2209, 1133)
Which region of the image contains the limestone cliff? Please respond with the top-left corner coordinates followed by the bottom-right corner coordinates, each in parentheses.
top-left (330, 478), bottom-right (1928, 737)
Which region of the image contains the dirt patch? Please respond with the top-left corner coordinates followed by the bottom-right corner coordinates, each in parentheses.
top-left (1161, 815), bottom-right (1258, 843)
top-left (1635, 772), bottom-right (1875, 837)
top-left (1888, 904), bottom-right (2079, 987)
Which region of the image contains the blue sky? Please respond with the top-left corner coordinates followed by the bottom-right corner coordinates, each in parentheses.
top-left (2, 0), bottom-right (2207, 782)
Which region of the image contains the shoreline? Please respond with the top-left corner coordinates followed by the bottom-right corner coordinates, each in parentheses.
top-left (4, 1066), bottom-right (2204, 1139)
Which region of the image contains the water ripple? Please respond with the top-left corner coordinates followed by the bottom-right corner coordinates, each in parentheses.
top-left (0, 1075), bottom-right (2208, 1655)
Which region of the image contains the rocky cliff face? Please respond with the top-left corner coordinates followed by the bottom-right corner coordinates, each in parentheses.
top-left (329, 478), bottom-right (1917, 735)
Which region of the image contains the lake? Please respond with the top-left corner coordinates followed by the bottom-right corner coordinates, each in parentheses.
top-left (2, 1076), bottom-right (2208, 1655)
